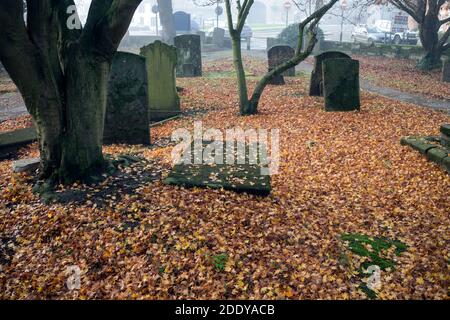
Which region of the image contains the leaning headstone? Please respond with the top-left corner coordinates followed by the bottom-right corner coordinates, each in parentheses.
top-left (212, 27), bottom-right (225, 47)
top-left (442, 61), bottom-right (450, 83)
top-left (12, 158), bottom-right (40, 173)
top-left (268, 45), bottom-right (295, 77)
top-left (322, 58), bottom-right (360, 112)
top-left (140, 41), bottom-right (181, 121)
top-left (309, 51), bottom-right (351, 96)
top-left (105, 52), bottom-right (150, 145)
top-left (174, 34), bottom-right (202, 77)
top-left (173, 11), bottom-right (191, 32)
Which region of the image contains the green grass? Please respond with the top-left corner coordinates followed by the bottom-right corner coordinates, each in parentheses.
top-left (340, 233), bottom-right (407, 299)
top-left (213, 253), bottom-right (228, 272)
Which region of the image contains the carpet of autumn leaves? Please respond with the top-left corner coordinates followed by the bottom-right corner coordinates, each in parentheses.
top-left (0, 55), bottom-right (449, 300)
top-left (356, 55), bottom-right (450, 101)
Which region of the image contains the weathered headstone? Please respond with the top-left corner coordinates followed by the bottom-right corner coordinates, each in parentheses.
top-left (309, 51), bottom-right (351, 96)
top-left (197, 31), bottom-right (206, 45)
top-left (140, 41), bottom-right (181, 121)
top-left (105, 52), bottom-right (150, 145)
top-left (268, 45), bottom-right (295, 77)
top-left (212, 27), bottom-right (225, 47)
top-left (174, 34), bottom-right (202, 77)
top-left (442, 60), bottom-right (450, 83)
top-left (173, 11), bottom-right (191, 32)
top-left (267, 46), bottom-right (294, 85)
top-left (322, 58), bottom-right (360, 112)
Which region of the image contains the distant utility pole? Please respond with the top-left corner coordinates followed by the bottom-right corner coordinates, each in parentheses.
top-left (152, 4), bottom-right (159, 36)
top-left (339, 0), bottom-right (348, 42)
top-left (284, 1), bottom-right (292, 27)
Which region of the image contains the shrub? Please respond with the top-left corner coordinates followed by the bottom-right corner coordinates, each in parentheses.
top-left (277, 23), bottom-right (324, 48)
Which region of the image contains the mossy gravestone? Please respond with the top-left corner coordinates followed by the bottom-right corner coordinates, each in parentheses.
top-left (268, 45), bottom-right (295, 77)
top-left (322, 58), bottom-right (360, 112)
top-left (174, 34), bottom-right (202, 77)
top-left (105, 52), bottom-right (150, 145)
top-left (441, 124), bottom-right (450, 148)
top-left (267, 45), bottom-right (295, 85)
top-left (442, 60), bottom-right (450, 83)
top-left (309, 51), bottom-right (351, 96)
top-left (164, 140), bottom-right (271, 196)
top-left (140, 41), bottom-right (181, 121)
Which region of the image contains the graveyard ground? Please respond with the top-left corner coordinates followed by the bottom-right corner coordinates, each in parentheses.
top-left (0, 54), bottom-right (449, 299)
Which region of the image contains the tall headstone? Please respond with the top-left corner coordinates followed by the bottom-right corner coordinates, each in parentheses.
top-left (442, 60), bottom-right (450, 83)
top-left (173, 11), bottom-right (191, 32)
top-left (212, 28), bottom-right (225, 47)
top-left (174, 34), bottom-right (202, 77)
top-left (105, 52), bottom-right (150, 145)
top-left (322, 58), bottom-right (360, 112)
top-left (309, 51), bottom-right (351, 96)
top-left (140, 41), bottom-right (181, 121)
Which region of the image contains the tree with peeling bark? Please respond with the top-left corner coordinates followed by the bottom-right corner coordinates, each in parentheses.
top-left (196, 0), bottom-right (338, 115)
top-left (157, 0), bottom-right (176, 44)
top-left (388, 0), bottom-right (450, 69)
top-left (0, 0), bottom-right (142, 184)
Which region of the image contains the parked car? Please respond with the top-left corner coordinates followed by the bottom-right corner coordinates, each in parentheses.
top-left (352, 23), bottom-right (418, 46)
top-left (374, 20), bottom-right (418, 45)
top-left (351, 25), bottom-right (388, 45)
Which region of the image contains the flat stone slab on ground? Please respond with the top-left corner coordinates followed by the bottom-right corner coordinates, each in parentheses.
top-left (12, 157), bottom-right (40, 173)
top-left (0, 127), bottom-right (37, 151)
top-left (164, 140), bottom-right (271, 196)
top-left (401, 135), bottom-right (449, 174)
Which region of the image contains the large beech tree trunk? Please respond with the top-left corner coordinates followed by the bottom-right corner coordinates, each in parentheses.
top-left (157, 0), bottom-right (176, 44)
top-left (60, 47), bottom-right (111, 180)
top-left (0, 0), bottom-right (142, 184)
top-left (417, 12), bottom-right (443, 70)
top-left (391, 0), bottom-right (450, 70)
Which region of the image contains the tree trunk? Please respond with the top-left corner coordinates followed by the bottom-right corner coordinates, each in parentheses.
top-left (157, 0), bottom-right (176, 44)
top-left (59, 45), bottom-right (111, 182)
top-left (417, 13), bottom-right (442, 70)
top-left (231, 36), bottom-right (254, 115)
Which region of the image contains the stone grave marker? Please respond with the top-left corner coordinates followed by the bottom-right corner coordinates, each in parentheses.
top-left (441, 124), bottom-right (450, 148)
top-left (174, 34), bottom-right (202, 77)
top-left (174, 11), bottom-right (191, 32)
top-left (105, 52), bottom-right (150, 145)
top-left (322, 58), bottom-right (360, 112)
top-left (212, 28), bottom-right (225, 47)
top-left (140, 41), bottom-right (181, 121)
top-left (164, 140), bottom-right (271, 196)
top-left (267, 45), bottom-right (295, 85)
top-left (309, 51), bottom-right (351, 96)
top-left (268, 45), bottom-right (295, 76)
top-left (442, 60), bottom-right (450, 83)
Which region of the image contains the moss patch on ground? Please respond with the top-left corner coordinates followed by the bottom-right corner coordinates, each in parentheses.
top-left (340, 233), bottom-right (407, 299)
